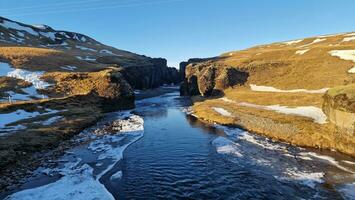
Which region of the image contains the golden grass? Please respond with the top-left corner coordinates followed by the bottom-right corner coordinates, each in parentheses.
top-left (224, 87), bottom-right (324, 107)
top-left (214, 34), bottom-right (355, 89)
top-left (0, 46), bottom-right (101, 72)
top-left (327, 83), bottom-right (355, 99)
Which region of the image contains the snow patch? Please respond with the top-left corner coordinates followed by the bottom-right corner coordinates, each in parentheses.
top-left (39, 31), bottom-right (56, 41)
top-left (76, 56), bottom-right (96, 62)
top-left (32, 24), bottom-right (48, 30)
top-left (99, 49), bottom-right (116, 55)
top-left (240, 103), bottom-right (327, 124)
top-left (342, 36), bottom-right (355, 42)
top-left (0, 19), bottom-right (39, 36)
top-left (329, 50), bottom-right (355, 62)
top-left (300, 38), bottom-right (326, 47)
top-left (212, 107), bottom-right (233, 117)
top-left (295, 49), bottom-right (309, 55)
top-left (42, 116), bottom-right (63, 126)
top-left (250, 84), bottom-right (328, 94)
top-left (0, 110), bottom-right (40, 135)
top-left (75, 45), bottom-right (97, 52)
top-left (7, 69), bottom-right (50, 89)
top-left (60, 65), bottom-right (77, 71)
top-left (284, 39), bottom-right (303, 45)
top-left (220, 97), bottom-right (327, 124)
top-left (348, 67), bottom-right (355, 73)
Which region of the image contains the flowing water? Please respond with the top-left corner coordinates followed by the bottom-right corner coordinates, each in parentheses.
top-left (3, 90), bottom-right (355, 200)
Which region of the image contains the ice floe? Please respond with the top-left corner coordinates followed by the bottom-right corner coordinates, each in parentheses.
top-left (295, 49), bottom-right (309, 55)
top-left (250, 84), bottom-right (329, 93)
top-left (212, 136), bottom-right (243, 157)
top-left (212, 125), bottom-right (334, 189)
top-left (6, 164), bottom-right (115, 200)
top-left (281, 169), bottom-right (324, 188)
top-left (329, 50), bottom-right (355, 62)
top-left (110, 171), bottom-right (123, 181)
top-left (5, 112), bottom-right (144, 199)
top-left (299, 152), bottom-right (354, 173)
top-left (212, 107), bottom-right (233, 117)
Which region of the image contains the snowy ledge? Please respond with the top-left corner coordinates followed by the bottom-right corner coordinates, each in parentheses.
top-left (250, 84), bottom-right (329, 94)
top-left (220, 97), bottom-right (327, 124)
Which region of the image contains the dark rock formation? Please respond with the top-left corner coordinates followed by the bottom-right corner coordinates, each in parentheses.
top-left (180, 62), bottom-right (249, 96)
top-left (113, 58), bottom-right (180, 90)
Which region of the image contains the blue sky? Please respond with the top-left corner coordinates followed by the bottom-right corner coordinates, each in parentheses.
top-left (1, 0), bottom-right (355, 68)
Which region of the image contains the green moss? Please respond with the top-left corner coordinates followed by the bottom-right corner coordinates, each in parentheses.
top-left (327, 84), bottom-right (355, 99)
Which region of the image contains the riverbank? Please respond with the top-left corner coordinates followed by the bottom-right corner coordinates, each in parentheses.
top-left (0, 86), bottom-right (177, 193)
top-left (189, 90), bottom-right (355, 157)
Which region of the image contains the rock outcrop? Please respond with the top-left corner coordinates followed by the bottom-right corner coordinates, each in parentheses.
top-left (180, 61), bottom-right (249, 96)
top-left (323, 84), bottom-right (355, 136)
top-left (111, 58), bottom-right (180, 90)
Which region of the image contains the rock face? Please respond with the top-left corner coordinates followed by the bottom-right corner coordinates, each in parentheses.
top-left (113, 58), bottom-right (180, 90)
top-left (323, 84), bottom-right (355, 136)
top-left (43, 68), bottom-right (135, 110)
top-left (180, 61), bottom-right (249, 96)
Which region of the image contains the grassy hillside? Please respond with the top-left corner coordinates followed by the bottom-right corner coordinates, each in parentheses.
top-left (182, 32), bottom-right (355, 156)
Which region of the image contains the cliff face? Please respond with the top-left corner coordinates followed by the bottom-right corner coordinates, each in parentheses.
top-left (180, 32), bottom-right (355, 156)
top-left (180, 60), bottom-right (248, 96)
top-left (323, 84), bottom-right (355, 136)
top-left (103, 58), bottom-right (180, 90)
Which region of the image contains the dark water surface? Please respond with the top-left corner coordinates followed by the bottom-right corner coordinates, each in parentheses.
top-left (3, 90), bottom-right (355, 200)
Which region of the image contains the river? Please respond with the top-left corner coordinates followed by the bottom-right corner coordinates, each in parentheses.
top-left (3, 89), bottom-right (355, 200)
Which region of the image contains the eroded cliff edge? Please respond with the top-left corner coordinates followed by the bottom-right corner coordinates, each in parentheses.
top-left (180, 33), bottom-right (355, 156)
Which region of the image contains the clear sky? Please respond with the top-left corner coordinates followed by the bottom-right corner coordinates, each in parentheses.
top-left (1, 0), bottom-right (355, 68)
